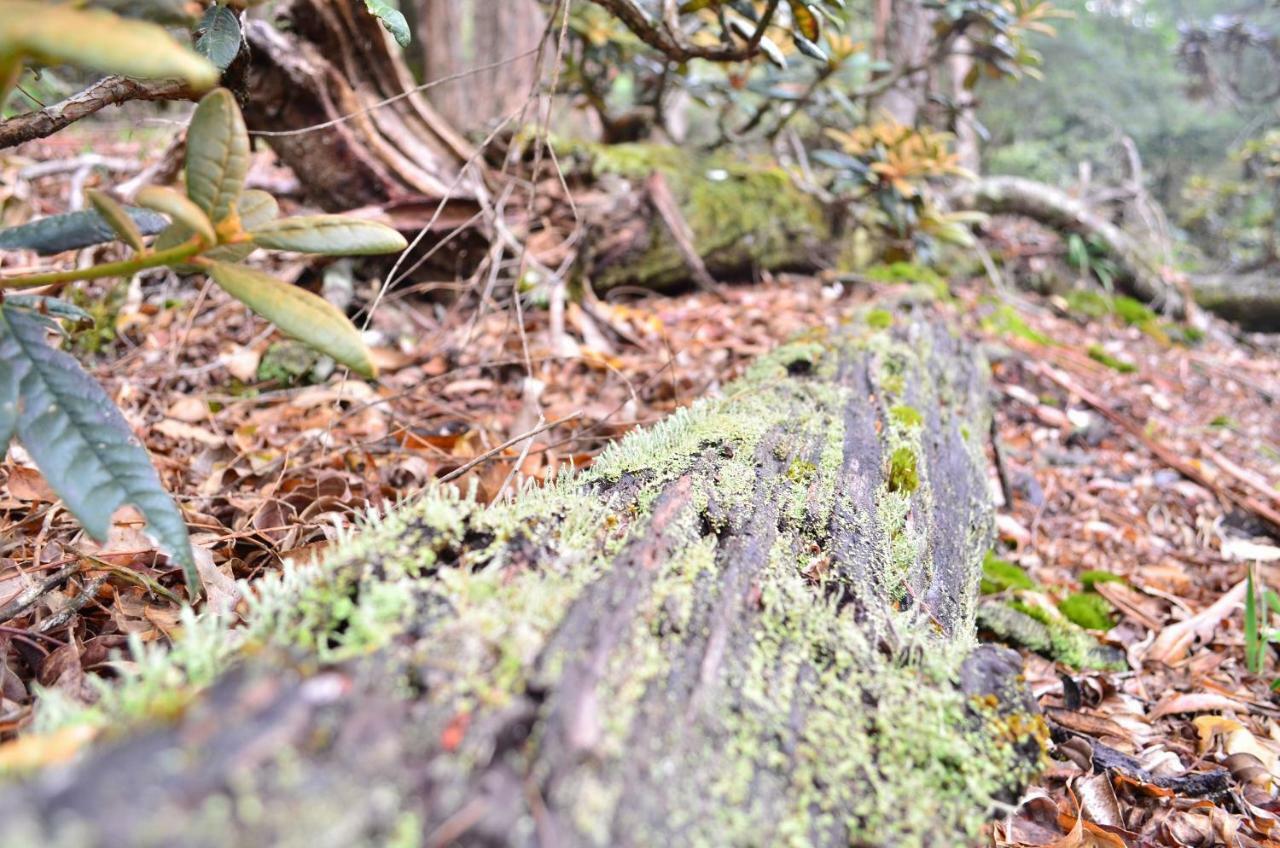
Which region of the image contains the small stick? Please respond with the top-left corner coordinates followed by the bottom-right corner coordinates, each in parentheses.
top-left (438, 413), bottom-right (581, 485)
top-left (0, 560), bottom-right (81, 625)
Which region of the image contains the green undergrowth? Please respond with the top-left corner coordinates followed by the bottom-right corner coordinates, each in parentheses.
top-left (977, 554), bottom-right (1123, 669)
top-left (19, 317), bottom-right (1043, 845)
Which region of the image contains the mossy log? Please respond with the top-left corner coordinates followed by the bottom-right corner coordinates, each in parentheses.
top-left (1190, 272), bottom-right (1280, 332)
top-left (568, 144), bottom-right (836, 292)
top-left (0, 314), bottom-right (1044, 847)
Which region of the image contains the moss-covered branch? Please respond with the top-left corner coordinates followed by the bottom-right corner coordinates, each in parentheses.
top-left (0, 311), bottom-right (1044, 847)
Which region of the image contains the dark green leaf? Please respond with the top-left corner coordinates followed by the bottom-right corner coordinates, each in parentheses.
top-left (0, 305), bottom-right (196, 594)
top-left (4, 296), bottom-right (94, 325)
top-left (185, 88), bottom-right (249, 225)
top-left (0, 208), bottom-right (168, 256)
top-left (194, 4), bottom-right (242, 71)
top-left (362, 0), bottom-right (410, 48)
top-left (207, 261), bottom-right (377, 378)
top-left (250, 216), bottom-right (408, 255)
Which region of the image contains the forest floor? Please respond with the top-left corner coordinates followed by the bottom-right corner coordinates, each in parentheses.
top-left (5, 137), bottom-right (1280, 846)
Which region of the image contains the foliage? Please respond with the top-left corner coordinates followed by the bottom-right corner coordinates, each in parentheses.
top-left (0, 89), bottom-right (406, 595)
top-left (1244, 565), bottom-right (1280, 686)
top-left (819, 121), bottom-right (982, 254)
top-left (1, 0), bottom-right (413, 110)
top-left (0, 0), bottom-right (216, 104)
top-left (1179, 130), bottom-right (1280, 270)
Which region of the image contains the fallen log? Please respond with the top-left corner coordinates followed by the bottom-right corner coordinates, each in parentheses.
top-left (0, 312), bottom-right (1044, 846)
top-left (950, 176), bottom-right (1184, 313)
top-left (1190, 272), bottom-right (1280, 332)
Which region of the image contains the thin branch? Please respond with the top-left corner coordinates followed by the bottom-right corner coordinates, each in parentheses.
top-left (589, 0), bottom-right (781, 63)
top-left (0, 76), bottom-right (193, 150)
top-left (437, 413), bottom-right (582, 485)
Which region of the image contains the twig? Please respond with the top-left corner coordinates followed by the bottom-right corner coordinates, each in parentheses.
top-left (0, 77), bottom-right (192, 149)
top-left (1029, 359), bottom-right (1280, 535)
top-left (0, 560), bottom-right (81, 625)
top-left (646, 171), bottom-right (721, 296)
top-left (34, 575), bottom-right (109, 634)
top-left (437, 413), bottom-right (582, 484)
top-left (495, 416), bottom-right (543, 501)
top-left (990, 415), bottom-right (1015, 509)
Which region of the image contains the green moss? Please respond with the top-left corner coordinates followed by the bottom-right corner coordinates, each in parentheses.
top-left (1113, 295), bottom-right (1156, 326)
top-left (1078, 570), bottom-right (1124, 590)
top-left (865, 308), bottom-right (894, 329)
top-left (581, 143), bottom-right (832, 291)
top-left (1058, 592), bottom-right (1116, 630)
top-left (1086, 344), bottom-right (1137, 373)
top-left (982, 304), bottom-right (1052, 346)
top-left (887, 445), bottom-right (920, 494)
top-left (981, 553), bottom-right (1034, 595)
top-left (787, 459), bottom-right (817, 484)
top-left (890, 404), bottom-right (924, 429)
top-left (1064, 289), bottom-right (1113, 319)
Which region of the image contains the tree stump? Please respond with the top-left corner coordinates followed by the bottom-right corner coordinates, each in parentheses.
top-left (0, 312), bottom-right (1044, 847)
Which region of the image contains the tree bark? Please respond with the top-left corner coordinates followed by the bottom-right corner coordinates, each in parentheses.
top-left (0, 316), bottom-right (1044, 847)
top-left (419, 0), bottom-right (547, 133)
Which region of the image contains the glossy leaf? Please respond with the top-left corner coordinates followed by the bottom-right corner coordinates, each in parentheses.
top-left (185, 88), bottom-right (249, 225)
top-left (362, 0), bottom-right (411, 48)
top-left (0, 208), bottom-right (168, 255)
top-left (194, 4), bottom-right (241, 71)
top-left (0, 305), bottom-right (196, 594)
top-left (135, 185), bottom-right (216, 245)
top-left (86, 190), bottom-right (145, 252)
top-left (250, 216), bottom-right (408, 256)
top-left (0, 1), bottom-right (217, 89)
top-left (207, 261), bottom-right (377, 378)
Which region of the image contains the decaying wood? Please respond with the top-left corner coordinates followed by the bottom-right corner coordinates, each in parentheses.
top-left (0, 314), bottom-right (1044, 847)
top-left (1189, 272), bottom-right (1280, 332)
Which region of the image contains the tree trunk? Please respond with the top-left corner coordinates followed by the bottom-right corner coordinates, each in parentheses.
top-left (871, 0), bottom-right (933, 125)
top-left (0, 316), bottom-right (1044, 847)
top-left (419, 0), bottom-right (547, 133)
top-left (1191, 272), bottom-right (1280, 331)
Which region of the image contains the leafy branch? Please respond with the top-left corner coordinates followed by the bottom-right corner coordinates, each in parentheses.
top-left (0, 87), bottom-right (407, 596)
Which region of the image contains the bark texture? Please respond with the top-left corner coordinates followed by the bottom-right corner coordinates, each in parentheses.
top-left (419, 0), bottom-right (547, 133)
top-left (0, 313), bottom-right (1043, 847)
top-left (242, 0), bottom-right (483, 213)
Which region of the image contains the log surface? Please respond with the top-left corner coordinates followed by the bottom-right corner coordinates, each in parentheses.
top-left (0, 312), bottom-right (1043, 847)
